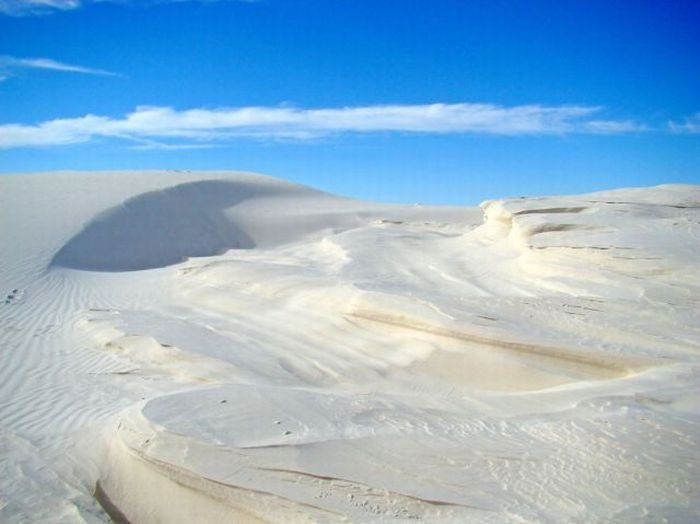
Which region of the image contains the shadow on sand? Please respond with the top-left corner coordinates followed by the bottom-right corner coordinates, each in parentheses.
top-left (51, 180), bottom-right (272, 272)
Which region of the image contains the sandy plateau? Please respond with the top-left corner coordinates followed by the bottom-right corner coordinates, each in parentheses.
top-left (1, 171), bottom-right (699, 523)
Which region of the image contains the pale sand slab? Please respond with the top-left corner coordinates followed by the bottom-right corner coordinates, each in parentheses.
top-left (0, 171), bottom-right (699, 522)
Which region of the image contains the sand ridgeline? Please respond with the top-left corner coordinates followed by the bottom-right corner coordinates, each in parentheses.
top-left (1, 171), bottom-right (699, 523)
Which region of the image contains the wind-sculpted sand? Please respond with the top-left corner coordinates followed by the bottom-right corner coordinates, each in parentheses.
top-left (1, 171), bottom-right (699, 522)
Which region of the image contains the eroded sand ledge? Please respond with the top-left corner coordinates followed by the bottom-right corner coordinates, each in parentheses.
top-left (1, 171), bottom-right (699, 523)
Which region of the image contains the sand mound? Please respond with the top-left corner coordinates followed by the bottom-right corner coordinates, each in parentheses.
top-left (51, 180), bottom-right (292, 271)
top-left (1, 172), bottom-right (699, 523)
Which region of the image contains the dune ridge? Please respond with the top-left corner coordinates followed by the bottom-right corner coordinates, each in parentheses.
top-left (1, 171), bottom-right (699, 523)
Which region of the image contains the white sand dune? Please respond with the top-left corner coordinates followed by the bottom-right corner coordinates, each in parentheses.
top-left (1, 171), bottom-right (699, 523)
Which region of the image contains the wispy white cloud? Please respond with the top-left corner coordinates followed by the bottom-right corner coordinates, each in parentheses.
top-left (0, 0), bottom-right (79, 15)
top-left (0, 55), bottom-right (117, 78)
top-left (669, 112), bottom-right (700, 134)
top-left (0, 103), bottom-right (645, 149)
top-left (581, 120), bottom-right (647, 134)
top-left (0, 0), bottom-right (253, 16)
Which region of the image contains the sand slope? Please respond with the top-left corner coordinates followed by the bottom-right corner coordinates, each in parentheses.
top-left (1, 171), bottom-right (699, 523)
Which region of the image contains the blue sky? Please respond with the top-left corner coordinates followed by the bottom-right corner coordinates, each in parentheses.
top-left (1, 0), bottom-right (699, 204)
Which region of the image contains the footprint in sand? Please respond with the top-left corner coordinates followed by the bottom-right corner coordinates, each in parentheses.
top-left (4, 289), bottom-right (22, 305)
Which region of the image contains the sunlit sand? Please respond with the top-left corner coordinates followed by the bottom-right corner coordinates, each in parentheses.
top-left (1, 171), bottom-right (698, 522)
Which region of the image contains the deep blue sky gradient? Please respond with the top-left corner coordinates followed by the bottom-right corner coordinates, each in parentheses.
top-left (1, 0), bottom-right (698, 203)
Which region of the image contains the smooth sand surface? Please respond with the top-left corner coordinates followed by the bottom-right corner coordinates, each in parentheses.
top-left (1, 171), bottom-right (699, 522)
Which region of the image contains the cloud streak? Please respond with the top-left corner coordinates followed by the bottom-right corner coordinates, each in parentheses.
top-left (0, 0), bottom-right (254, 16)
top-left (0, 103), bottom-right (644, 149)
top-left (0, 55), bottom-right (117, 79)
top-left (0, 0), bottom-right (79, 15)
top-left (669, 112), bottom-right (700, 134)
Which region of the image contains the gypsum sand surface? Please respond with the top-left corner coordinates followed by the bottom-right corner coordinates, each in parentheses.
top-left (0, 170), bottom-right (699, 523)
